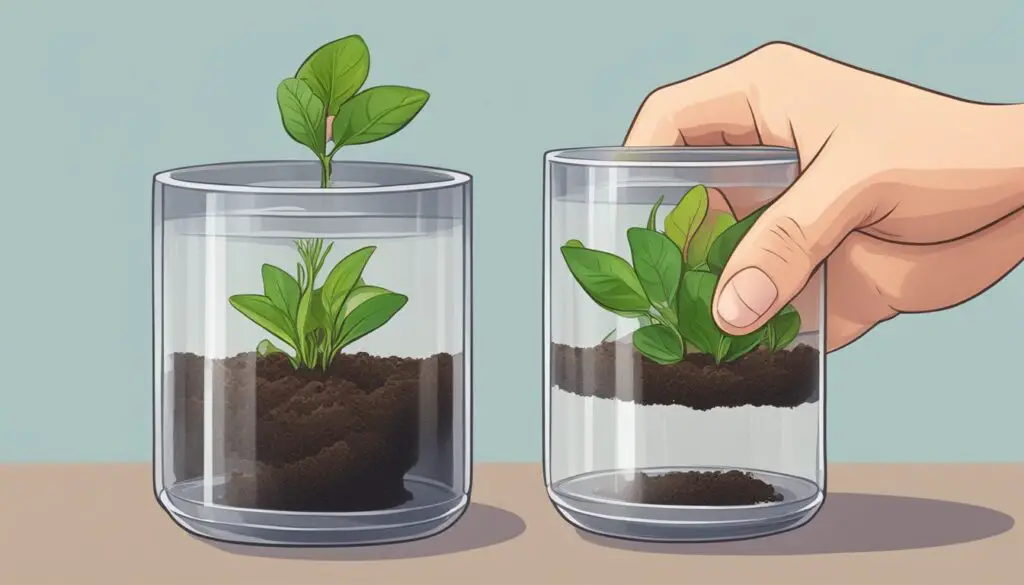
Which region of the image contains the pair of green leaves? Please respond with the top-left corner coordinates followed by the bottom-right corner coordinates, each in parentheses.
top-left (561, 184), bottom-right (802, 366)
top-left (652, 184), bottom-right (740, 270)
top-left (229, 240), bottom-right (407, 371)
top-left (275, 35), bottom-right (430, 186)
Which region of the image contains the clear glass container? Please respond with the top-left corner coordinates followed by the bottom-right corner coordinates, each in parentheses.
top-left (153, 160), bottom-right (472, 546)
top-left (543, 146), bottom-right (824, 542)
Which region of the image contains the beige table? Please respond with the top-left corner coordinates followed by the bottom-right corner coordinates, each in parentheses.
top-left (0, 463), bottom-right (1020, 585)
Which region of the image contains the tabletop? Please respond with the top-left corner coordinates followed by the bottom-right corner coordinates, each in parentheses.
top-left (0, 462), bottom-right (1021, 585)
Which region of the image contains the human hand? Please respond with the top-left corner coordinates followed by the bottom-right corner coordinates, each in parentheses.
top-left (624, 42), bottom-right (1024, 352)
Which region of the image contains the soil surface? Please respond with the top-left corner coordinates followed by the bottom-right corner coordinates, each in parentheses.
top-left (597, 470), bottom-right (784, 506)
top-left (551, 340), bottom-right (819, 409)
top-left (172, 350), bottom-right (456, 512)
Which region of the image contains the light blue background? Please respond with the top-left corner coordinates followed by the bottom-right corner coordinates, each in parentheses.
top-left (1, 0), bottom-right (1020, 463)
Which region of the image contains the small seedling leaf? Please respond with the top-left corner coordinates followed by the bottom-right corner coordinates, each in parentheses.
top-left (336, 292), bottom-right (408, 350)
top-left (322, 246), bottom-right (377, 317)
top-left (765, 304), bottom-right (802, 351)
top-left (706, 203), bottom-right (770, 275)
top-left (332, 86), bottom-right (429, 147)
top-left (626, 227), bottom-right (682, 308)
top-left (276, 78), bottom-right (327, 154)
top-left (256, 339), bottom-right (288, 357)
top-left (675, 271), bottom-right (728, 358)
top-left (229, 294), bottom-right (296, 349)
top-left (560, 245), bottom-right (651, 317)
top-left (714, 336), bottom-right (733, 364)
top-left (295, 35), bottom-right (370, 117)
top-left (664, 185), bottom-right (709, 254)
top-left (688, 212), bottom-right (736, 267)
top-left (632, 324), bottom-right (684, 365)
top-left (724, 328), bottom-right (764, 362)
top-left (261, 264), bottom-right (301, 317)
top-left (646, 195), bottom-right (664, 230)
top-left (564, 239), bottom-right (584, 248)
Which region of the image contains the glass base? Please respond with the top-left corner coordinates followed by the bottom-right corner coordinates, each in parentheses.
top-left (159, 475), bottom-right (468, 546)
top-left (549, 466), bottom-right (823, 543)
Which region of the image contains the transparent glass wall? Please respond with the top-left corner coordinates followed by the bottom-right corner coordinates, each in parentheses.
top-left (153, 161), bottom-right (472, 546)
top-left (543, 147), bottom-right (824, 542)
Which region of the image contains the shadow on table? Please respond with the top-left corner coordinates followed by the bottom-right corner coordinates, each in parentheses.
top-left (578, 493), bottom-right (1015, 555)
top-left (199, 503), bottom-right (525, 560)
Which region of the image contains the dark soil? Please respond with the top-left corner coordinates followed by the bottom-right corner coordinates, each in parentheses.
top-left (551, 340), bottom-right (819, 409)
top-left (597, 470), bottom-right (784, 506)
top-left (171, 350), bottom-right (456, 512)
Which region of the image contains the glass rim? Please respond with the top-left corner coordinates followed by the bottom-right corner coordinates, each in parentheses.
top-left (153, 160), bottom-right (472, 195)
top-left (545, 145), bottom-right (799, 168)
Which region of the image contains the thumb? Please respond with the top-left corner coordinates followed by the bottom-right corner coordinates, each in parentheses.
top-left (712, 156), bottom-right (868, 335)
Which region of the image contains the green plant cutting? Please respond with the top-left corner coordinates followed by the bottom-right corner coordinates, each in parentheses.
top-left (276, 35), bottom-right (430, 188)
top-left (229, 239), bottom-right (408, 372)
top-left (561, 185), bottom-right (802, 366)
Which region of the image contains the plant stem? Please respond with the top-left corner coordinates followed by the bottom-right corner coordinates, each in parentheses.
top-left (319, 154), bottom-right (332, 188)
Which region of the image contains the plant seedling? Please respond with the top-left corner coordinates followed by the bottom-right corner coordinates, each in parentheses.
top-left (562, 185), bottom-right (802, 366)
top-left (229, 239), bottom-right (408, 371)
top-left (276, 35), bottom-right (430, 188)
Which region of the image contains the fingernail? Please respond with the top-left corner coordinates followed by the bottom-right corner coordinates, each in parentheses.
top-left (717, 267), bottom-right (778, 328)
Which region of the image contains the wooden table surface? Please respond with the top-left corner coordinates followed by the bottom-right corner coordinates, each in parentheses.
top-left (0, 462), bottom-right (1021, 585)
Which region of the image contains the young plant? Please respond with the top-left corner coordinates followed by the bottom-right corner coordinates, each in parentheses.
top-left (229, 239), bottom-right (408, 371)
top-left (276, 35), bottom-right (430, 188)
top-left (561, 185), bottom-right (802, 366)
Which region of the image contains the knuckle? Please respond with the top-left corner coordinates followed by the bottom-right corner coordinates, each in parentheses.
top-left (761, 216), bottom-right (816, 271)
top-left (753, 41), bottom-right (803, 61)
top-left (640, 86), bottom-right (677, 114)
top-left (739, 42), bottom-right (807, 76)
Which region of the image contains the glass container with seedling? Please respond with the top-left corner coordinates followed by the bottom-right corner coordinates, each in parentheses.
top-left (544, 146), bottom-right (824, 543)
top-left (153, 34), bottom-right (472, 547)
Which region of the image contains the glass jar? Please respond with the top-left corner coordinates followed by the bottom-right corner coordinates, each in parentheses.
top-left (543, 146), bottom-right (824, 542)
top-left (153, 160), bottom-right (472, 546)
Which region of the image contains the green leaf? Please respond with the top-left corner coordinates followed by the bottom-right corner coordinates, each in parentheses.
top-left (626, 227), bottom-right (683, 308)
top-left (675, 271), bottom-right (728, 358)
top-left (688, 212), bottom-right (736, 267)
top-left (257, 339), bottom-right (288, 357)
top-left (564, 239), bottom-right (584, 248)
top-left (765, 304), bottom-right (802, 351)
top-left (229, 294), bottom-right (296, 349)
top-left (339, 285), bottom-right (391, 319)
top-left (714, 337), bottom-right (733, 364)
top-left (335, 292), bottom-right (408, 350)
top-left (706, 203), bottom-right (771, 275)
top-left (632, 324), bottom-right (684, 365)
top-left (321, 246), bottom-right (377, 318)
top-left (332, 86), bottom-right (429, 147)
top-left (664, 185), bottom-right (709, 253)
top-left (295, 35), bottom-right (370, 117)
top-left (309, 288), bottom-right (330, 330)
top-left (560, 246), bottom-right (651, 317)
top-left (724, 328), bottom-right (765, 362)
top-left (261, 264), bottom-right (301, 317)
top-left (276, 78), bottom-right (327, 154)
top-left (646, 195), bottom-right (664, 230)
